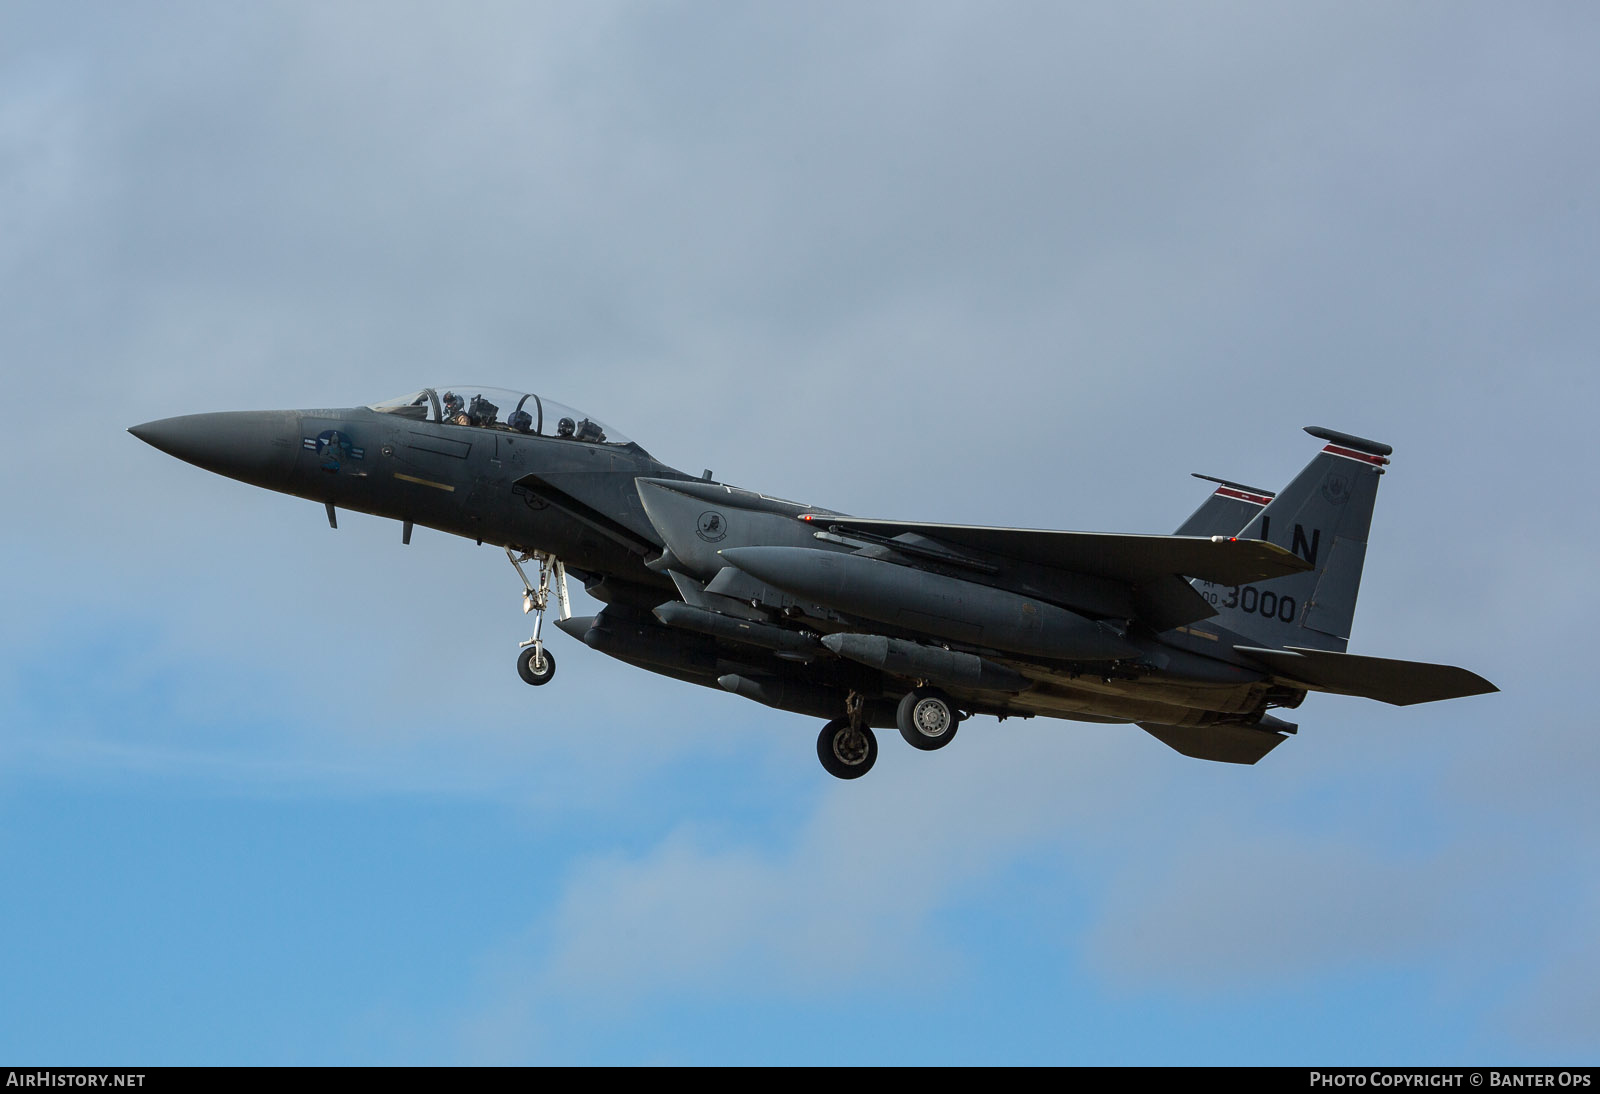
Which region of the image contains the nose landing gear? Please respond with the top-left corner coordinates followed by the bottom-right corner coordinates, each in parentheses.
top-left (507, 547), bottom-right (570, 687)
top-left (517, 645), bottom-right (556, 686)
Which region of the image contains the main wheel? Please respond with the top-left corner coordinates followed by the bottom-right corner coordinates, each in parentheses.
top-left (817, 718), bottom-right (878, 779)
top-left (897, 687), bottom-right (959, 751)
top-left (517, 646), bottom-right (556, 686)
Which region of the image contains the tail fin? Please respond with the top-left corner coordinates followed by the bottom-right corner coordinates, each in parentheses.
top-left (1173, 474), bottom-right (1275, 536)
top-left (1193, 427), bottom-right (1391, 653)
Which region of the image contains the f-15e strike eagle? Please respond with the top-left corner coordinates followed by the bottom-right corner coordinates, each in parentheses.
top-left (130, 385), bottom-right (1495, 779)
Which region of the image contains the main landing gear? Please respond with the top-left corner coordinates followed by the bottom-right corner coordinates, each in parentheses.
top-left (817, 691), bottom-right (878, 780)
top-left (816, 687), bottom-right (965, 779)
top-left (507, 547), bottom-right (570, 687)
top-left (896, 687), bottom-right (960, 751)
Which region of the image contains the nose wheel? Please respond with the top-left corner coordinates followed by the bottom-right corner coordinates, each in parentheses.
top-left (517, 645), bottom-right (556, 686)
top-left (507, 547), bottom-right (570, 687)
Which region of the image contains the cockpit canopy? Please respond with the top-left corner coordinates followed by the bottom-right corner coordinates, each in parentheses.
top-left (368, 386), bottom-right (638, 449)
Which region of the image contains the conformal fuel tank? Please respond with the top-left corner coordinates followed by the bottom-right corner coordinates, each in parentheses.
top-left (720, 546), bottom-right (1138, 662)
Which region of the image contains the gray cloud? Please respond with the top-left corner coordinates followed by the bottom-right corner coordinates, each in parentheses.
top-left (1085, 833), bottom-right (1458, 991)
top-left (2, 1), bottom-right (1596, 1061)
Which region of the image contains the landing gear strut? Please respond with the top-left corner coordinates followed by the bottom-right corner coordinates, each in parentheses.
top-left (817, 690), bottom-right (878, 779)
top-left (507, 547), bottom-right (570, 687)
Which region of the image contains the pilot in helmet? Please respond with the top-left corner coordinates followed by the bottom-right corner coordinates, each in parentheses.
top-left (442, 391), bottom-right (468, 425)
top-left (557, 417), bottom-right (575, 438)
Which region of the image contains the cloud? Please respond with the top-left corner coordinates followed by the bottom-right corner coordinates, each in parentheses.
top-left (450, 726), bottom-right (1147, 1054)
top-left (3, 0), bottom-right (1599, 1063)
top-left (1500, 883), bottom-right (1600, 1053)
top-left (1084, 833), bottom-right (1457, 992)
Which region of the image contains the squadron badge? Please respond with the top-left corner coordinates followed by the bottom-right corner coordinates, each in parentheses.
top-left (695, 510), bottom-right (728, 543)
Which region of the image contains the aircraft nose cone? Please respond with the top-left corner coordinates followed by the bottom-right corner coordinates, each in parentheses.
top-left (129, 411), bottom-right (301, 488)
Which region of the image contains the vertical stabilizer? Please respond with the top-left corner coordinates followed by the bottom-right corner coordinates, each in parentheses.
top-left (1173, 474), bottom-right (1275, 536)
top-left (1193, 428), bottom-right (1390, 653)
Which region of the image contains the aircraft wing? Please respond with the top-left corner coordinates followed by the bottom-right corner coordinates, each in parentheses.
top-left (801, 516), bottom-right (1312, 587)
top-left (1234, 646), bottom-right (1499, 705)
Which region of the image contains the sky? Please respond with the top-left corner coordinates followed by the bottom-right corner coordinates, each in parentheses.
top-left (2, 0), bottom-right (1596, 1065)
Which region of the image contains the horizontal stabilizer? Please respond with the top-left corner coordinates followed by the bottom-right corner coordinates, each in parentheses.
top-left (1138, 720), bottom-right (1294, 764)
top-left (801, 516), bottom-right (1313, 586)
top-left (1234, 646), bottom-right (1498, 706)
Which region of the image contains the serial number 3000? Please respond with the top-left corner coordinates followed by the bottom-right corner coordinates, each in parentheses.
top-left (1197, 584), bottom-right (1298, 624)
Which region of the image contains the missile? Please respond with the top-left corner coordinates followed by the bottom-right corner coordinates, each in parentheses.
top-left (716, 673), bottom-right (847, 719)
top-left (717, 673), bottom-right (897, 727)
top-left (653, 602), bottom-right (821, 658)
top-left (819, 633), bottom-right (1032, 693)
top-left (719, 546), bottom-right (1139, 662)
top-left (581, 611), bottom-right (718, 677)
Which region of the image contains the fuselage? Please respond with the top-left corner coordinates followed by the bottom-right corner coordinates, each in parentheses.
top-left (130, 391), bottom-right (695, 596)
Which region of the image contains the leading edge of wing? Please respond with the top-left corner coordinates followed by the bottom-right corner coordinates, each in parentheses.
top-left (801, 516), bottom-right (1313, 587)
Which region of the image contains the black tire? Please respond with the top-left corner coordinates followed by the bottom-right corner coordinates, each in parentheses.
top-left (897, 688), bottom-right (959, 751)
top-left (517, 646), bottom-right (556, 686)
top-left (816, 718), bottom-right (878, 779)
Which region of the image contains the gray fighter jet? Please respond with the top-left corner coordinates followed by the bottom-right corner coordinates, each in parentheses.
top-left (131, 387), bottom-right (1495, 779)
